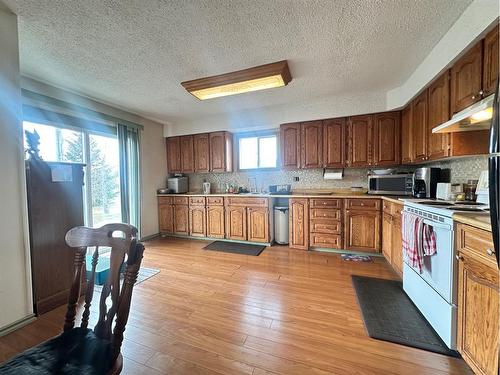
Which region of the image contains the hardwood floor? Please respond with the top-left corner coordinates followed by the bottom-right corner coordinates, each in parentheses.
top-left (0, 237), bottom-right (472, 374)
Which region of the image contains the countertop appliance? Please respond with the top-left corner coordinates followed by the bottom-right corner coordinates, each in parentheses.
top-left (412, 167), bottom-right (441, 198)
top-left (402, 199), bottom-right (489, 349)
top-left (436, 183), bottom-right (452, 201)
top-left (269, 184), bottom-right (291, 195)
top-left (202, 181), bottom-right (211, 194)
top-left (368, 173), bottom-right (413, 195)
top-left (167, 176), bottom-right (188, 193)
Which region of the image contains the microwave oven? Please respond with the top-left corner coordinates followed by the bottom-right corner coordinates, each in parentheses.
top-left (167, 176), bottom-right (188, 193)
top-left (368, 174), bottom-right (413, 195)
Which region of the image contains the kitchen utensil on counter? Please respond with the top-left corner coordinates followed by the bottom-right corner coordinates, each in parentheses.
top-left (436, 183), bottom-right (452, 200)
top-left (464, 179), bottom-right (478, 201)
top-left (202, 181), bottom-right (211, 194)
top-left (269, 184), bottom-right (291, 195)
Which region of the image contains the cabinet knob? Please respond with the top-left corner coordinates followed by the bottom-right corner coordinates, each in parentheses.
top-left (472, 95), bottom-right (475, 100)
top-left (479, 90), bottom-right (484, 96)
top-left (456, 254), bottom-right (464, 261)
top-left (486, 248), bottom-right (494, 256)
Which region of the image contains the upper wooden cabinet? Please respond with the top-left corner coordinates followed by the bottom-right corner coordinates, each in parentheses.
top-left (194, 133), bottom-right (210, 173)
top-left (401, 104), bottom-right (412, 164)
top-left (210, 131), bottom-right (233, 172)
top-left (411, 90), bottom-right (428, 163)
top-left (300, 121), bottom-right (323, 169)
top-left (450, 42), bottom-right (483, 114)
top-left (280, 123), bottom-right (301, 169)
top-left (180, 135), bottom-right (194, 173)
top-left (347, 115), bottom-right (372, 167)
top-left (483, 24), bottom-right (499, 97)
top-left (373, 112), bottom-right (400, 166)
top-left (427, 72), bottom-right (450, 160)
top-left (323, 118), bottom-right (346, 168)
top-left (166, 136), bottom-right (181, 173)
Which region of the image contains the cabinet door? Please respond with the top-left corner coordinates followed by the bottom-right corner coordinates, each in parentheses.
top-left (457, 257), bottom-right (499, 375)
top-left (391, 212), bottom-right (403, 277)
top-left (344, 210), bottom-right (381, 252)
top-left (373, 112), bottom-right (400, 166)
top-left (166, 136), bottom-right (181, 173)
top-left (483, 25), bottom-right (499, 97)
top-left (450, 42), bottom-right (483, 114)
top-left (210, 132), bottom-right (232, 172)
top-left (427, 72), bottom-right (450, 160)
top-left (401, 105), bottom-right (412, 164)
top-left (382, 213), bottom-right (392, 263)
top-left (194, 133), bottom-right (210, 173)
top-left (207, 206), bottom-right (225, 238)
top-left (189, 206), bottom-right (206, 237)
top-left (280, 123), bottom-right (300, 169)
top-left (173, 204), bottom-right (189, 235)
top-left (247, 207), bottom-right (269, 243)
top-left (289, 198), bottom-right (309, 250)
top-left (411, 91), bottom-right (428, 163)
top-left (180, 135), bottom-right (194, 173)
top-left (300, 121), bottom-right (323, 168)
top-left (226, 206), bottom-right (247, 241)
top-left (158, 204), bottom-right (173, 234)
top-left (347, 115), bottom-right (372, 167)
top-left (323, 118), bottom-right (345, 168)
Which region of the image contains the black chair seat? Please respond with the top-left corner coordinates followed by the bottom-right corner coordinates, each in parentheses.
top-left (0, 327), bottom-right (114, 375)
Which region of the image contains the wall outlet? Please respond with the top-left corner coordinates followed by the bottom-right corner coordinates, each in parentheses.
top-left (294, 176), bottom-right (299, 182)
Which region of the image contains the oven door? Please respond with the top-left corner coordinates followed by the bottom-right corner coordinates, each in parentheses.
top-left (403, 219), bottom-right (456, 304)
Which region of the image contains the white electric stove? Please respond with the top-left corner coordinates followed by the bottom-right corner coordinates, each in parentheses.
top-left (401, 199), bottom-right (488, 350)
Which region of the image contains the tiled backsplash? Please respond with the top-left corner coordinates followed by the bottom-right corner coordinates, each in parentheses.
top-left (185, 156), bottom-right (488, 193)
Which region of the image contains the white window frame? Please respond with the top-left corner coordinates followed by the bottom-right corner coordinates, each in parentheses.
top-left (236, 130), bottom-right (278, 171)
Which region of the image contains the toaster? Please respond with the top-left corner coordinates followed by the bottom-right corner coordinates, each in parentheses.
top-left (436, 183), bottom-right (452, 201)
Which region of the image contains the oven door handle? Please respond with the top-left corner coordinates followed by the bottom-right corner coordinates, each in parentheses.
top-left (422, 219), bottom-right (452, 230)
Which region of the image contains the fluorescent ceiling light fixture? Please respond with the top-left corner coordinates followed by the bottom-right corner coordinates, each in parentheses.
top-left (181, 60), bottom-right (292, 100)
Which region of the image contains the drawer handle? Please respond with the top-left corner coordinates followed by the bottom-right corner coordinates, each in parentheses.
top-left (486, 248), bottom-right (494, 256)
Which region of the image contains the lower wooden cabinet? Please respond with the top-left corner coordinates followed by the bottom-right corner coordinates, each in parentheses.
top-left (344, 210), bottom-right (381, 252)
top-left (189, 206), bottom-right (206, 237)
top-left (382, 212), bottom-right (392, 262)
top-left (158, 198), bottom-right (173, 234)
top-left (207, 206), bottom-right (225, 238)
top-left (391, 212), bottom-right (403, 276)
top-left (289, 198), bottom-right (309, 250)
top-left (173, 203), bottom-right (189, 235)
top-left (456, 223), bottom-right (499, 375)
top-left (225, 206), bottom-right (247, 241)
top-left (247, 207), bottom-right (269, 243)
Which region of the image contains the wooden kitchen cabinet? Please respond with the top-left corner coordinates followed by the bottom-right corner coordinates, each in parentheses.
top-left (347, 115), bottom-right (373, 167)
top-left (180, 135), bottom-right (194, 173)
top-left (382, 212), bottom-right (392, 263)
top-left (166, 136), bottom-right (181, 173)
top-left (189, 206), bottom-right (206, 237)
top-left (173, 202), bottom-right (189, 235)
top-left (401, 104), bottom-right (412, 164)
top-left (411, 91), bottom-right (428, 163)
top-left (300, 121), bottom-right (323, 168)
top-left (194, 133), bottom-right (210, 173)
top-left (247, 207), bottom-right (269, 243)
top-left (209, 131), bottom-right (233, 172)
top-left (483, 24), bottom-right (499, 97)
top-left (158, 197), bottom-right (173, 234)
top-left (450, 41), bottom-right (483, 114)
top-left (344, 209), bottom-right (381, 252)
top-left (289, 198), bottom-right (309, 250)
top-left (373, 112), bottom-right (400, 166)
top-left (391, 210), bottom-right (403, 276)
top-left (323, 118), bottom-right (346, 168)
top-left (456, 223), bottom-right (499, 375)
top-left (207, 205), bottom-right (225, 238)
top-left (225, 205), bottom-right (247, 241)
top-left (280, 123), bottom-right (300, 169)
top-left (427, 72), bottom-right (450, 160)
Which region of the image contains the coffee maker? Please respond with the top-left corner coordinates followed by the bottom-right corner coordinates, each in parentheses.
top-left (413, 167), bottom-right (441, 198)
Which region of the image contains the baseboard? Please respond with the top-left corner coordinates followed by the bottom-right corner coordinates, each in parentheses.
top-left (311, 248), bottom-right (385, 257)
top-left (0, 314), bottom-right (37, 337)
top-left (165, 234), bottom-right (271, 247)
top-left (140, 233), bottom-right (160, 242)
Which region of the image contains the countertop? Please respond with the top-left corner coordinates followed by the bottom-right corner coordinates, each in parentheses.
top-left (453, 212), bottom-right (492, 232)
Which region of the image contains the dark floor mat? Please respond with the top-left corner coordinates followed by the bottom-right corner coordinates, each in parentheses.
top-left (351, 275), bottom-right (459, 357)
top-left (203, 241), bottom-right (266, 256)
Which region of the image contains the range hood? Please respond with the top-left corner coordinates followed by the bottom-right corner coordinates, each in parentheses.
top-left (432, 94), bottom-right (494, 133)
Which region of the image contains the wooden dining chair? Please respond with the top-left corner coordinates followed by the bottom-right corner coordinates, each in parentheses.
top-left (0, 223), bottom-right (144, 375)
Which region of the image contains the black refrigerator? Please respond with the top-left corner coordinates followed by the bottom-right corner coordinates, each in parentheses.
top-left (489, 79), bottom-right (500, 267)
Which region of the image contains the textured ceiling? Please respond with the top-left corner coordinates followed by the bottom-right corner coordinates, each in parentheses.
top-left (5, 0), bottom-right (472, 124)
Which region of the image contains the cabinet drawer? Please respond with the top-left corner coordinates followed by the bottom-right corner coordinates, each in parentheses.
top-left (310, 199), bottom-right (343, 209)
top-left (346, 198), bottom-right (380, 211)
top-left (158, 196), bottom-right (172, 205)
top-left (310, 219), bottom-right (341, 234)
top-left (310, 233), bottom-right (342, 248)
top-left (173, 196), bottom-right (189, 205)
top-left (226, 197), bottom-right (268, 207)
top-left (189, 196), bottom-right (206, 206)
top-left (457, 223), bottom-right (496, 267)
top-left (310, 208), bottom-right (341, 220)
top-left (207, 196), bottom-right (224, 206)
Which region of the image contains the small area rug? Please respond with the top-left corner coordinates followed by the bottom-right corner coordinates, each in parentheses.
top-left (203, 241), bottom-right (266, 256)
top-left (93, 267), bottom-right (160, 292)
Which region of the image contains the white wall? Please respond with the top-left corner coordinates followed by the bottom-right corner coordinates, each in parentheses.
top-left (21, 77), bottom-right (167, 238)
top-left (0, 5), bottom-right (33, 330)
